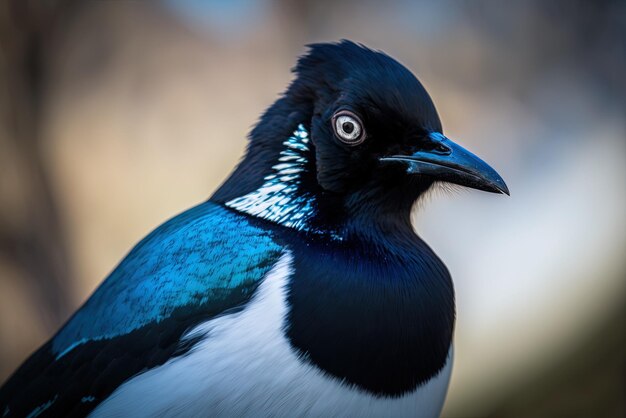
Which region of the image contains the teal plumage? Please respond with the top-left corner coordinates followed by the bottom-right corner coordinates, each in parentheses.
top-left (54, 202), bottom-right (282, 358)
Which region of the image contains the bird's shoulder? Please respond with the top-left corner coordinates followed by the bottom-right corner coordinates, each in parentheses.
top-left (53, 200), bottom-right (283, 358)
top-left (0, 201), bottom-right (283, 418)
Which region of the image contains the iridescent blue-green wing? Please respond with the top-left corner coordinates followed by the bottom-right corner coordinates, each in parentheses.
top-left (0, 202), bottom-right (282, 418)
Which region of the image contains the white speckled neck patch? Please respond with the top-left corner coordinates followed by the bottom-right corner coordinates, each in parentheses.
top-left (226, 124), bottom-right (316, 231)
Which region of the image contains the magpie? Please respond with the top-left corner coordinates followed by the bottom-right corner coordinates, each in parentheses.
top-left (0, 40), bottom-right (508, 418)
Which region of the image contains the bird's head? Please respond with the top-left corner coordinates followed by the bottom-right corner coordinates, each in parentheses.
top-left (214, 41), bottom-right (508, 237)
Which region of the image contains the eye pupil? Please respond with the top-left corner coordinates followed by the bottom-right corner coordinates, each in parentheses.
top-left (342, 122), bottom-right (354, 134)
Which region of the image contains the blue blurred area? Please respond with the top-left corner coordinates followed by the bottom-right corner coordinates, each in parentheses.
top-left (164, 0), bottom-right (269, 38)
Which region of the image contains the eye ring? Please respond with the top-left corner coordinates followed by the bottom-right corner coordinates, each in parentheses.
top-left (332, 110), bottom-right (366, 146)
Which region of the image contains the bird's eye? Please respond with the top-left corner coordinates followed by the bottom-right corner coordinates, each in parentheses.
top-left (332, 110), bottom-right (365, 145)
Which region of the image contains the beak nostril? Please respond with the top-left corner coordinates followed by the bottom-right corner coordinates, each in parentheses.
top-left (426, 133), bottom-right (452, 155)
top-left (434, 144), bottom-right (451, 155)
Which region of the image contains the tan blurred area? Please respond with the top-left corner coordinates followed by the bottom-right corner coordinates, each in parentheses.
top-left (0, 1), bottom-right (624, 417)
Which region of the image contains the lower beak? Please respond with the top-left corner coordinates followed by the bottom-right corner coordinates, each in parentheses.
top-left (380, 133), bottom-right (509, 195)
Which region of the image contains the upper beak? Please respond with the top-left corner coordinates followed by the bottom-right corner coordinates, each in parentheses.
top-left (380, 133), bottom-right (509, 195)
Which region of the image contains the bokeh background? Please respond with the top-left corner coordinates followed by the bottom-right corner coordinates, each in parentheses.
top-left (0, 1), bottom-right (624, 416)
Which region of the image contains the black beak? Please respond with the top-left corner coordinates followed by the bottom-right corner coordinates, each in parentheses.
top-left (380, 133), bottom-right (509, 195)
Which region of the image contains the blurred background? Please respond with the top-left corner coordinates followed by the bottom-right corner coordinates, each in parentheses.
top-left (0, 0), bottom-right (624, 416)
